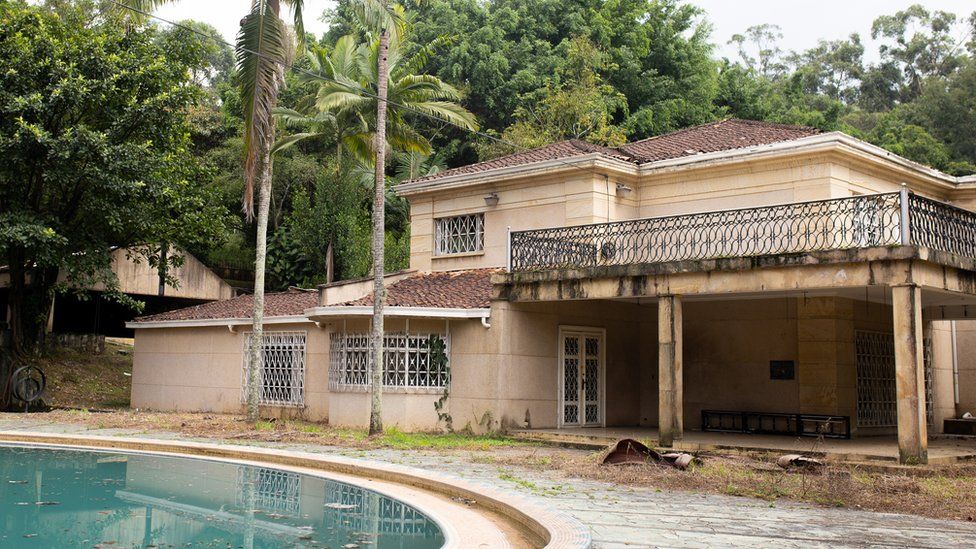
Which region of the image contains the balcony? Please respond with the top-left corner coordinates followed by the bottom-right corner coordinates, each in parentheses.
top-left (508, 190), bottom-right (976, 274)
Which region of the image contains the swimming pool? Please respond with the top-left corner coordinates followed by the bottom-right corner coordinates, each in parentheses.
top-left (0, 444), bottom-right (445, 548)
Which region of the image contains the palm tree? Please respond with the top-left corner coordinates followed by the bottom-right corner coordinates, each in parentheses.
top-left (275, 33), bottom-right (475, 164)
top-left (117, 0), bottom-right (306, 422)
top-left (275, 3), bottom-right (476, 435)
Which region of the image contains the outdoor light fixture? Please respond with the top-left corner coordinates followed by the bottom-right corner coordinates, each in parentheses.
top-left (484, 192), bottom-right (499, 206)
top-left (616, 183), bottom-right (633, 197)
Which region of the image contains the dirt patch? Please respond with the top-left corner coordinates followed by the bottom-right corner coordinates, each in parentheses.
top-left (28, 409), bottom-right (525, 451)
top-left (32, 341), bottom-right (133, 409)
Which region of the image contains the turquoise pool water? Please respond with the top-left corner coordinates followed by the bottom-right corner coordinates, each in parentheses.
top-left (0, 444), bottom-right (445, 548)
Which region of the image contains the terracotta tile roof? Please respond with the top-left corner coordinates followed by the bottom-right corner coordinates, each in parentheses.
top-left (132, 288), bottom-right (318, 322)
top-left (406, 119), bottom-right (820, 184)
top-left (342, 269), bottom-right (497, 309)
top-left (409, 140), bottom-right (636, 183)
top-left (619, 119), bottom-right (820, 162)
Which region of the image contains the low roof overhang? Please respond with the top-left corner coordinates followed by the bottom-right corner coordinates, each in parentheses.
top-left (304, 305), bottom-right (491, 320)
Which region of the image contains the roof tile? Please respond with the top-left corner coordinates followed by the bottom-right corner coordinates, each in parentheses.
top-left (406, 119), bottom-right (820, 185)
top-left (409, 140), bottom-right (634, 184)
top-left (133, 288), bottom-right (318, 322)
top-left (619, 119), bottom-right (819, 161)
top-left (342, 269), bottom-right (497, 309)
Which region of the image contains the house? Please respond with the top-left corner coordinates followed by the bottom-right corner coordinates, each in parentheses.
top-left (127, 119), bottom-right (976, 464)
top-left (1, 247), bottom-right (235, 338)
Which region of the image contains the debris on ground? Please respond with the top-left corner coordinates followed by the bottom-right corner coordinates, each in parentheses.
top-left (601, 439), bottom-right (696, 470)
top-left (601, 438), bottom-right (660, 465)
top-left (661, 452), bottom-right (697, 470)
top-left (776, 454), bottom-right (825, 471)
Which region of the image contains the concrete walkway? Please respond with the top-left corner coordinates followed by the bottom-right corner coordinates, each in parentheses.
top-left (3, 416), bottom-right (976, 548)
top-left (512, 427), bottom-right (976, 464)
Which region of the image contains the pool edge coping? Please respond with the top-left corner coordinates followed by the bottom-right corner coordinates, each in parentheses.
top-left (0, 430), bottom-right (592, 549)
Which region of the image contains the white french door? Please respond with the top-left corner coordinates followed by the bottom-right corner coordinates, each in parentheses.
top-left (558, 327), bottom-right (605, 428)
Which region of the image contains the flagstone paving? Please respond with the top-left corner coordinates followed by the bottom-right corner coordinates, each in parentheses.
top-left (3, 416), bottom-right (976, 548)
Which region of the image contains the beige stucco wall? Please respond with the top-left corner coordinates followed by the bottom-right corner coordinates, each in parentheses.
top-left (408, 171), bottom-right (639, 272)
top-left (1, 247), bottom-right (233, 301)
top-left (403, 148), bottom-right (968, 276)
top-left (131, 322), bottom-right (329, 420)
top-left (68, 248), bottom-right (234, 300)
top-left (954, 320), bottom-right (976, 417)
top-left (131, 294), bottom-right (961, 435)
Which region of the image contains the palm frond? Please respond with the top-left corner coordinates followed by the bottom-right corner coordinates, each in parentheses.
top-left (271, 132), bottom-right (325, 155)
top-left (111, 0), bottom-right (174, 25)
top-left (386, 122), bottom-right (431, 154)
top-left (272, 106), bottom-right (335, 128)
top-left (393, 74), bottom-right (462, 101)
top-left (316, 89), bottom-right (373, 113)
top-left (331, 35), bottom-right (361, 78)
top-left (282, 0), bottom-right (306, 50)
top-left (404, 101), bottom-right (479, 131)
top-left (348, 0), bottom-right (407, 39)
top-left (397, 34), bottom-right (457, 78)
top-left (237, 4), bottom-right (289, 217)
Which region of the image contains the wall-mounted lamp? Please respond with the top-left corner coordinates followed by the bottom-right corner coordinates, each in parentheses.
top-left (615, 183), bottom-right (633, 197)
top-left (484, 192), bottom-right (499, 206)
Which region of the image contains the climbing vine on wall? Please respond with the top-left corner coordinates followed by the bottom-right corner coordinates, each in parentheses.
top-left (429, 334), bottom-right (452, 431)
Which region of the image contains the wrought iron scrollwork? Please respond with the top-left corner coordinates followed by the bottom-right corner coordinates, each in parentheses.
top-left (510, 193), bottom-right (905, 272)
top-left (908, 194), bottom-right (976, 258)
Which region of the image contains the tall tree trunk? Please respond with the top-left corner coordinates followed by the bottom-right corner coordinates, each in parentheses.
top-left (369, 27), bottom-right (390, 436)
top-left (246, 134), bottom-right (275, 423)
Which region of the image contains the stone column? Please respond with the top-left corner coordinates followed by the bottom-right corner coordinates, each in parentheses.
top-left (892, 284), bottom-right (928, 464)
top-left (659, 295), bottom-right (683, 447)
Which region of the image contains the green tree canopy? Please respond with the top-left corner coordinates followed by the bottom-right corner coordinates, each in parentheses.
top-left (0, 1), bottom-right (229, 357)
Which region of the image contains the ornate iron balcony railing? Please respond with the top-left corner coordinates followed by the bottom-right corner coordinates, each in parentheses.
top-left (507, 190), bottom-right (976, 273)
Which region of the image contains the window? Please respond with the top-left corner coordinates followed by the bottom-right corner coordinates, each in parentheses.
top-left (330, 332), bottom-right (449, 391)
top-left (435, 214), bottom-right (484, 255)
top-left (242, 331), bottom-right (307, 407)
top-left (237, 467), bottom-right (302, 515)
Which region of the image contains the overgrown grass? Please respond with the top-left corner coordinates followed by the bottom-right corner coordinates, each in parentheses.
top-left (35, 340), bottom-right (132, 409)
top-left (376, 427), bottom-right (523, 450)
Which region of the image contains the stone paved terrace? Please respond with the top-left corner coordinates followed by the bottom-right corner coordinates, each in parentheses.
top-left (3, 416), bottom-right (976, 548)
top-left (512, 427), bottom-right (976, 465)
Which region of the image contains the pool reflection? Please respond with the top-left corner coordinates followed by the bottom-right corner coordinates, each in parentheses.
top-left (0, 446), bottom-right (444, 548)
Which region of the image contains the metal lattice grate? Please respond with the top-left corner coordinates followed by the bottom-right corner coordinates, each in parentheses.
top-left (236, 467), bottom-right (302, 515)
top-left (583, 336), bottom-right (600, 425)
top-left (241, 331), bottom-right (307, 407)
top-left (435, 213), bottom-right (484, 255)
top-left (329, 332), bottom-right (449, 391)
top-left (323, 481), bottom-right (442, 537)
top-left (563, 336), bottom-right (580, 425)
top-left (854, 331), bottom-right (933, 428)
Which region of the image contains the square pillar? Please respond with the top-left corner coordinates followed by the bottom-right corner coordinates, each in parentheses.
top-left (658, 295), bottom-right (683, 447)
top-left (892, 284), bottom-right (928, 464)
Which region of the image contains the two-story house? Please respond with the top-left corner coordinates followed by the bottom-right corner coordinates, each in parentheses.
top-left (128, 119), bottom-right (976, 464)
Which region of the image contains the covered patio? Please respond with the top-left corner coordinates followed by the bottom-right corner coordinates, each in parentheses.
top-left (495, 189), bottom-right (976, 464)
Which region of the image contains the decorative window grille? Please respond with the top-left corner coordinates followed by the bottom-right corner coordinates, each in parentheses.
top-left (241, 331), bottom-right (307, 407)
top-left (854, 331), bottom-right (933, 428)
top-left (236, 467), bottom-right (302, 515)
top-left (323, 480), bottom-right (441, 537)
top-left (329, 332), bottom-right (449, 391)
top-left (435, 213), bottom-right (484, 255)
